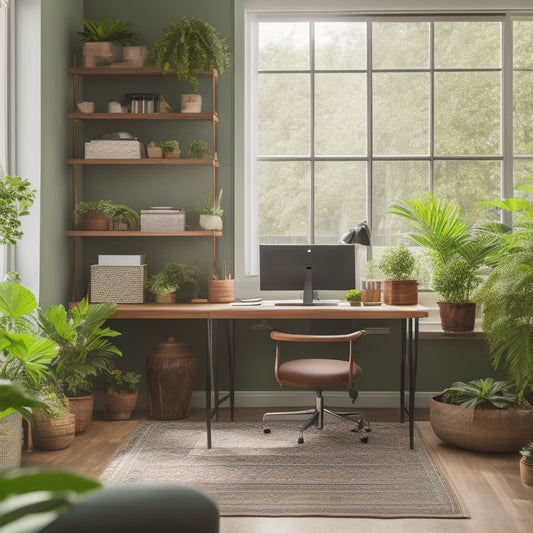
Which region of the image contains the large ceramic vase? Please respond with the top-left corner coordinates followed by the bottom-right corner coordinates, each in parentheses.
top-left (68, 394), bottom-right (95, 434)
top-left (437, 302), bottom-right (476, 334)
top-left (104, 391), bottom-right (139, 421)
top-left (430, 395), bottom-right (533, 453)
top-left (32, 413), bottom-right (76, 451)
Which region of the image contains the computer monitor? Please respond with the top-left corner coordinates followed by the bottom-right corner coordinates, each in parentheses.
top-left (259, 244), bottom-right (356, 306)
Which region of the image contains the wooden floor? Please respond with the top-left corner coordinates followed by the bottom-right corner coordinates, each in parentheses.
top-left (22, 407), bottom-right (533, 533)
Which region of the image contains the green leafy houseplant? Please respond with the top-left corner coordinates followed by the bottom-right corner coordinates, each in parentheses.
top-left (0, 172), bottom-right (36, 245)
top-left (105, 368), bottom-right (141, 394)
top-left (378, 244), bottom-right (416, 281)
top-left (78, 14), bottom-right (139, 45)
top-left (345, 289), bottom-right (361, 305)
top-left (187, 139), bottom-right (211, 160)
top-left (149, 17), bottom-right (231, 92)
top-left (37, 298), bottom-right (122, 397)
top-left (432, 257), bottom-right (482, 303)
top-left (110, 203), bottom-right (140, 230)
top-left (73, 200), bottom-right (115, 228)
top-left (146, 262), bottom-right (202, 302)
top-left (439, 378), bottom-right (517, 409)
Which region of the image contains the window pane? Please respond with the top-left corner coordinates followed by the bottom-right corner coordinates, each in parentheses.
top-left (372, 161), bottom-right (429, 246)
top-left (513, 71), bottom-right (533, 155)
top-left (513, 159), bottom-right (533, 194)
top-left (513, 21), bottom-right (533, 68)
top-left (315, 22), bottom-right (366, 70)
top-left (434, 160), bottom-right (501, 226)
top-left (257, 73), bottom-right (310, 156)
top-left (373, 73), bottom-right (429, 155)
top-left (434, 21), bottom-right (501, 69)
top-left (434, 72), bottom-right (501, 155)
top-left (373, 22), bottom-right (429, 69)
top-left (315, 73), bottom-right (366, 156)
top-left (258, 161), bottom-right (310, 243)
top-left (258, 22), bottom-right (309, 70)
top-left (314, 162), bottom-right (366, 243)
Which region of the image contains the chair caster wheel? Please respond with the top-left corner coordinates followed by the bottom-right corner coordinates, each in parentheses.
top-left (361, 436), bottom-right (368, 443)
top-left (298, 437), bottom-right (304, 444)
top-left (264, 428), bottom-right (271, 434)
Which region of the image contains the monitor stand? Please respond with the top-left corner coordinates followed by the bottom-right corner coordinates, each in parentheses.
top-left (274, 266), bottom-right (340, 306)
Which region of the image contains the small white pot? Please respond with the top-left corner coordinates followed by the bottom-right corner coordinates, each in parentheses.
top-left (199, 214), bottom-right (223, 231)
top-left (181, 94), bottom-right (202, 113)
top-left (122, 45), bottom-right (147, 67)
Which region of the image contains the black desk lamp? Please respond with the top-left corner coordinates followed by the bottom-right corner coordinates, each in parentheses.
top-left (341, 222), bottom-right (371, 246)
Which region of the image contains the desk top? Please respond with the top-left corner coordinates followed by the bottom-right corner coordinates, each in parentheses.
top-left (110, 301), bottom-right (429, 320)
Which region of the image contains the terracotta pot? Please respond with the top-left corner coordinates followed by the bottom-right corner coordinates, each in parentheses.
top-left (156, 292), bottom-right (177, 304)
top-left (68, 394), bottom-right (95, 434)
top-left (82, 213), bottom-right (109, 231)
top-left (104, 391), bottom-right (138, 420)
top-left (164, 150), bottom-right (181, 159)
top-left (208, 280), bottom-right (235, 303)
top-left (430, 395), bottom-right (533, 453)
top-left (383, 280), bottom-right (418, 305)
top-left (520, 457), bottom-right (533, 486)
top-left (32, 413), bottom-right (75, 451)
top-left (437, 302), bottom-right (476, 333)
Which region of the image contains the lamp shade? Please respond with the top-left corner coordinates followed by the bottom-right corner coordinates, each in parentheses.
top-left (342, 222), bottom-right (371, 246)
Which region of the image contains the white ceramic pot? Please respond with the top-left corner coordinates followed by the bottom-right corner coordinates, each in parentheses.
top-left (199, 214), bottom-right (223, 231)
top-left (181, 94), bottom-right (202, 113)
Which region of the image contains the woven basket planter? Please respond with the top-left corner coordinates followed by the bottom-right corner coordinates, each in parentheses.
top-left (430, 395), bottom-right (533, 453)
top-left (0, 412), bottom-right (22, 468)
top-left (383, 280), bottom-right (418, 305)
top-left (33, 413), bottom-right (75, 451)
top-left (520, 457), bottom-right (533, 486)
top-left (68, 394), bottom-right (95, 434)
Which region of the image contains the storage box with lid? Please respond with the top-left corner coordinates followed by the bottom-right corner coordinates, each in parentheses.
top-left (85, 140), bottom-right (146, 159)
top-left (90, 264), bottom-right (147, 303)
top-left (141, 208), bottom-right (186, 232)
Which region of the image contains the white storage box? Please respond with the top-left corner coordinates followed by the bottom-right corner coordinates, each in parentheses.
top-left (141, 208), bottom-right (186, 232)
top-left (90, 264), bottom-right (147, 303)
top-left (85, 140), bottom-right (146, 159)
top-left (98, 254), bottom-right (146, 266)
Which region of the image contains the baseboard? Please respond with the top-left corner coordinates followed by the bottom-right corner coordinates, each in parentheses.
top-left (190, 390), bottom-right (437, 409)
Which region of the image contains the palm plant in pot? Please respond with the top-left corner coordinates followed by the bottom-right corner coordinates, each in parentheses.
top-left (378, 244), bottom-right (418, 305)
top-left (103, 366), bottom-right (141, 420)
top-left (37, 298), bottom-right (122, 434)
top-left (388, 193), bottom-right (501, 333)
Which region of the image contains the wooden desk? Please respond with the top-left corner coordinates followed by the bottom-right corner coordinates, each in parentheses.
top-left (111, 302), bottom-right (428, 449)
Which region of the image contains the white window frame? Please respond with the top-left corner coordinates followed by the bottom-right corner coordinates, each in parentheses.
top-left (234, 1), bottom-right (533, 302)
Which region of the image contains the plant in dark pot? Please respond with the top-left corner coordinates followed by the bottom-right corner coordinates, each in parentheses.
top-left (388, 193), bottom-right (501, 333)
top-left (37, 298), bottom-right (122, 434)
top-left (148, 16), bottom-right (231, 93)
top-left (378, 244), bottom-right (418, 305)
top-left (104, 366), bottom-right (141, 420)
top-left (146, 262), bottom-right (202, 303)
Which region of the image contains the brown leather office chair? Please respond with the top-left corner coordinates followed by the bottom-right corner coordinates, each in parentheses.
top-left (263, 329), bottom-right (370, 444)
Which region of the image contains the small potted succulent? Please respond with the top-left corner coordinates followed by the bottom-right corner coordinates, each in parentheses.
top-left (147, 140), bottom-right (180, 159)
top-left (378, 244), bottom-right (418, 305)
top-left (345, 289), bottom-right (361, 306)
top-left (196, 189), bottom-right (223, 231)
top-left (104, 366), bottom-right (141, 420)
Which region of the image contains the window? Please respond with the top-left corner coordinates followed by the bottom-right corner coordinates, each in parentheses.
top-left (237, 11), bottom-right (533, 295)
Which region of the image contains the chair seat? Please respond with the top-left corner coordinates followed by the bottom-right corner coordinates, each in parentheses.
top-left (278, 358), bottom-right (362, 389)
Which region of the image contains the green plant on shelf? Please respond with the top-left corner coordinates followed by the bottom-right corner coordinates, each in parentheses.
top-left (345, 289), bottom-right (361, 303)
top-left (111, 203), bottom-right (140, 230)
top-left (187, 139), bottom-right (211, 160)
top-left (73, 200), bottom-right (115, 228)
top-left (105, 367), bottom-right (141, 394)
top-left (78, 14), bottom-right (139, 45)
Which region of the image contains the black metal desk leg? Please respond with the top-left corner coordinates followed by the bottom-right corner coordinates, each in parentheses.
top-left (400, 318), bottom-right (407, 423)
top-left (206, 318), bottom-right (215, 449)
top-left (227, 319), bottom-right (235, 422)
top-left (408, 318), bottom-right (419, 450)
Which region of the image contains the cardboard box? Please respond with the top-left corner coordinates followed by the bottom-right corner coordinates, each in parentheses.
top-left (85, 140), bottom-right (146, 159)
top-left (90, 264), bottom-right (147, 303)
top-left (141, 209), bottom-right (186, 232)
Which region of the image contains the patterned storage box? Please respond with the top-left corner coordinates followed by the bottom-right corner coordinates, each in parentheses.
top-left (141, 209), bottom-right (186, 232)
top-left (85, 140), bottom-right (146, 159)
top-left (90, 264), bottom-right (147, 303)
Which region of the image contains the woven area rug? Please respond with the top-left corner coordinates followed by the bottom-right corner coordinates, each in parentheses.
top-left (100, 420), bottom-right (468, 518)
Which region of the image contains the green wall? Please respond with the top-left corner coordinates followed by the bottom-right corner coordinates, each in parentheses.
top-left (37, 1), bottom-right (497, 407)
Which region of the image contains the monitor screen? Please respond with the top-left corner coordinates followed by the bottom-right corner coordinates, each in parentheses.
top-left (259, 244), bottom-right (356, 305)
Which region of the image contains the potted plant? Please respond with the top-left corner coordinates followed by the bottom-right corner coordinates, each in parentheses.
top-left (0, 172), bottom-right (36, 245)
top-left (146, 140), bottom-right (180, 159)
top-left (146, 262), bottom-right (202, 303)
top-left (430, 378), bottom-right (533, 453)
top-left (148, 16), bottom-right (231, 92)
top-left (388, 193), bottom-right (501, 333)
top-left (196, 189), bottom-right (223, 231)
top-left (345, 289), bottom-right (361, 306)
top-left (37, 298), bottom-right (122, 434)
top-left (187, 139), bottom-right (211, 160)
top-left (78, 14), bottom-right (140, 67)
top-left (73, 200), bottom-right (115, 230)
top-left (378, 244), bottom-right (418, 305)
top-left (207, 263), bottom-right (234, 303)
top-left (109, 203), bottom-right (140, 230)
top-left (519, 442), bottom-right (533, 486)
top-left (104, 366), bottom-right (141, 420)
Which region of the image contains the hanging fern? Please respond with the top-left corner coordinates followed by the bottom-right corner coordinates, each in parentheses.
top-left (148, 17), bottom-right (231, 92)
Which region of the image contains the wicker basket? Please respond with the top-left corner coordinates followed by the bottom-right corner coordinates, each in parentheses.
top-left (91, 264), bottom-right (147, 303)
top-left (0, 412), bottom-right (22, 468)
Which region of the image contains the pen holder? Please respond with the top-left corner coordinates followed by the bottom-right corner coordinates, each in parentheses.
top-left (208, 279), bottom-right (235, 303)
top-left (360, 280), bottom-right (382, 305)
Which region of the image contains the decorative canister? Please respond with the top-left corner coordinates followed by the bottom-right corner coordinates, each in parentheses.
top-left (146, 337), bottom-right (197, 420)
top-left (208, 279), bottom-right (235, 303)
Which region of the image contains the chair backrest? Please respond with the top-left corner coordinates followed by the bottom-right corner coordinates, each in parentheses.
top-left (270, 330), bottom-right (367, 385)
